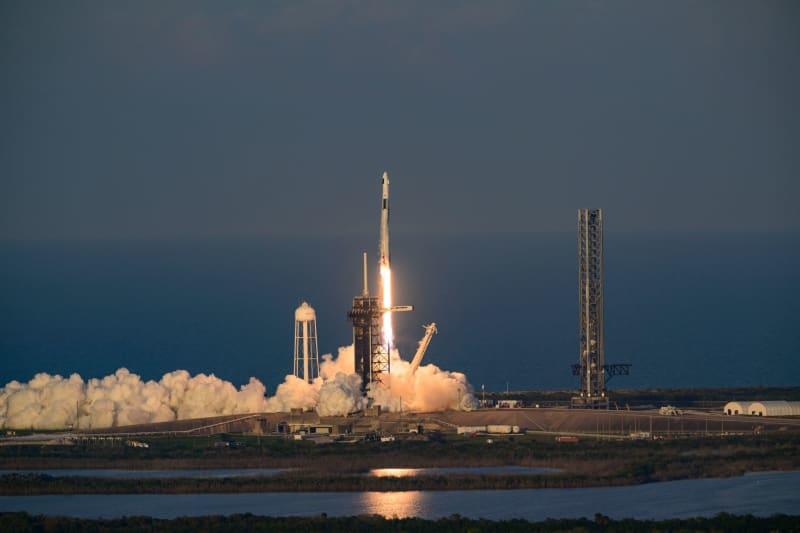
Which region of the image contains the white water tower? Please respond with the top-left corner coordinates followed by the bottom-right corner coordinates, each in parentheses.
top-left (293, 301), bottom-right (319, 383)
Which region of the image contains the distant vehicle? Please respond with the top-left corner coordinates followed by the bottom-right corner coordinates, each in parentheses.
top-left (380, 436), bottom-right (395, 443)
top-left (659, 406), bottom-right (683, 416)
top-left (629, 432), bottom-right (651, 440)
top-left (125, 440), bottom-right (149, 448)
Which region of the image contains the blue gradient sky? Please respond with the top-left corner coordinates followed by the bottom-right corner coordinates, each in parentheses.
top-left (1, 1), bottom-right (798, 240)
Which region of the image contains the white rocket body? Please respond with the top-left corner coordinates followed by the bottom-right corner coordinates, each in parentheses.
top-left (380, 171), bottom-right (390, 268)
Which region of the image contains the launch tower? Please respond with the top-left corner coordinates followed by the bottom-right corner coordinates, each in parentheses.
top-left (348, 253), bottom-right (384, 393)
top-left (572, 208), bottom-right (630, 408)
top-left (573, 208), bottom-right (606, 408)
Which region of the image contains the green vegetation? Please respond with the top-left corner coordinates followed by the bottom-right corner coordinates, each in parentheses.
top-left (0, 473), bottom-right (629, 494)
top-left (1, 512), bottom-right (798, 532)
top-left (1, 433), bottom-right (799, 494)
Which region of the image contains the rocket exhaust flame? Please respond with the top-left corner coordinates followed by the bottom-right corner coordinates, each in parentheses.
top-left (379, 170), bottom-right (393, 352)
top-left (381, 262), bottom-right (393, 349)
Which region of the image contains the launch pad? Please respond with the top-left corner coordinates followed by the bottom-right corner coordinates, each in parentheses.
top-left (66, 405), bottom-right (800, 440)
top-left (347, 173), bottom-right (414, 397)
top-left (347, 255), bottom-right (414, 393)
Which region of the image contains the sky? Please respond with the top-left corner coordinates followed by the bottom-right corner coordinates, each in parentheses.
top-left (1, 1), bottom-right (798, 240)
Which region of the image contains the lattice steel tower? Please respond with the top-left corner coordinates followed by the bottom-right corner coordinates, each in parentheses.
top-left (574, 208), bottom-right (607, 408)
top-left (348, 253), bottom-right (383, 394)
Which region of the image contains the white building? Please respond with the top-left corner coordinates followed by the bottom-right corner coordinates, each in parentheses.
top-left (723, 401), bottom-right (753, 416)
top-left (723, 400), bottom-right (800, 417)
top-left (747, 401), bottom-right (800, 417)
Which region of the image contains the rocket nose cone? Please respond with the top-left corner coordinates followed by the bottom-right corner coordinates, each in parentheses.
top-left (382, 171), bottom-right (389, 184)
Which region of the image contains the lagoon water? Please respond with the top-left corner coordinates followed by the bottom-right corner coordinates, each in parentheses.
top-left (0, 471), bottom-right (798, 520)
top-left (1, 233), bottom-right (798, 391)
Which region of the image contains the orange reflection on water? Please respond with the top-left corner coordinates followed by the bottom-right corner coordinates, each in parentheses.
top-left (359, 490), bottom-right (425, 518)
top-left (369, 468), bottom-right (424, 478)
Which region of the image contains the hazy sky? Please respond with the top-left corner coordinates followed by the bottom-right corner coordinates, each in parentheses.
top-left (1, 1), bottom-right (798, 240)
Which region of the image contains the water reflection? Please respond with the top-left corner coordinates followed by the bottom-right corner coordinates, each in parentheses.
top-left (367, 466), bottom-right (559, 477)
top-left (359, 491), bottom-right (426, 518)
top-left (0, 471), bottom-right (797, 520)
top-left (369, 468), bottom-right (424, 478)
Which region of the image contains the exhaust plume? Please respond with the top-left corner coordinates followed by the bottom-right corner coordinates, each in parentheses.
top-left (0, 345), bottom-right (476, 430)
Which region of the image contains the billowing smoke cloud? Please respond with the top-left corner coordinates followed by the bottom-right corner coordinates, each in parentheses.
top-left (0, 345), bottom-right (476, 430)
top-left (371, 349), bottom-right (478, 412)
top-left (0, 368), bottom-right (272, 430)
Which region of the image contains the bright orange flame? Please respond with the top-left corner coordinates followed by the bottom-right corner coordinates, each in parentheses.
top-left (380, 262), bottom-right (393, 349)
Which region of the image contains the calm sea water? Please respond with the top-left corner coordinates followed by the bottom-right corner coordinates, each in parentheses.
top-left (0, 232), bottom-right (797, 392)
top-left (0, 471), bottom-right (797, 519)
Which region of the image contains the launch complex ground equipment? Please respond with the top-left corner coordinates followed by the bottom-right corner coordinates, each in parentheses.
top-left (572, 208), bottom-right (630, 409)
top-left (410, 323), bottom-right (437, 375)
top-left (349, 252), bottom-right (412, 394)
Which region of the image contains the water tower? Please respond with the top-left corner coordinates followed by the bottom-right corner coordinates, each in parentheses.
top-left (293, 301), bottom-right (319, 383)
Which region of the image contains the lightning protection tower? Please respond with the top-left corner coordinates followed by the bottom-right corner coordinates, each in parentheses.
top-left (574, 208), bottom-right (607, 408)
top-left (293, 301), bottom-right (320, 383)
top-left (348, 253), bottom-right (382, 394)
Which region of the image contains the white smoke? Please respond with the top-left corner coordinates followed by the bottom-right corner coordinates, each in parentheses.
top-left (370, 349), bottom-right (478, 412)
top-left (0, 345), bottom-right (476, 429)
top-left (316, 373), bottom-right (364, 417)
top-left (0, 368), bottom-right (272, 430)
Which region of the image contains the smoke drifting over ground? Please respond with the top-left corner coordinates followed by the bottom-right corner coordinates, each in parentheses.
top-left (0, 346), bottom-right (476, 429)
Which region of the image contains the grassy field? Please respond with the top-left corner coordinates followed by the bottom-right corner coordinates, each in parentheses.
top-left (1, 432), bottom-right (798, 494)
top-left (1, 512), bottom-right (798, 532)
